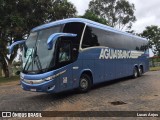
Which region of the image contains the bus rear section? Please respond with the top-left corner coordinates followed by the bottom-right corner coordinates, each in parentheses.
top-left (79, 24), bottom-right (149, 85)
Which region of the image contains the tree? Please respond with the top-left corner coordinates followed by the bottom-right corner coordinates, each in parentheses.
top-left (141, 25), bottom-right (160, 56)
top-left (79, 11), bottom-right (108, 25)
top-left (87, 0), bottom-right (136, 30)
top-left (0, 0), bottom-right (76, 77)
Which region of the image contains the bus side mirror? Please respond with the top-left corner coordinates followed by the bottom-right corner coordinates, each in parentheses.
top-left (8, 40), bottom-right (25, 54)
top-left (47, 33), bottom-right (77, 50)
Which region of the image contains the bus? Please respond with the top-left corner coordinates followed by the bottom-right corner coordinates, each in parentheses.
top-left (9, 18), bottom-right (149, 93)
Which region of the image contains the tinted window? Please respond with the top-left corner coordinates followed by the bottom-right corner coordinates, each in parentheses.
top-left (82, 26), bottom-right (100, 48)
top-left (63, 22), bottom-right (85, 61)
top-left (54, 40), bottom-right (72, 69)
top-left (63, 22), bottom-right (85, 46)
top-left (58, 42), bottom-right (71, 63)
top-left (82, 26), bottom-right (148, 51)
top-left (82, 26), bottom-right (120, 49)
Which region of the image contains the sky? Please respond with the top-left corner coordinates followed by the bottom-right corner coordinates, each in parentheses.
top-left (68, 0), bottom-right (160, 33)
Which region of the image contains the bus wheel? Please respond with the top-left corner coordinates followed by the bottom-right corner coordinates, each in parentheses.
top-left (133, 67), bottom-right (138, 78)
top-left (79, 74), bottom-right (91, 93)
top-left (138, 67), bottom-right (143, 77)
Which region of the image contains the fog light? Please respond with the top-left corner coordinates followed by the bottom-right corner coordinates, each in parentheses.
top-left (47, 85), bottom-right (55, 91)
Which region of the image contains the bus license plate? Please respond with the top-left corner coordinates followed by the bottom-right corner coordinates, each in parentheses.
top-left (30, 89), bottom-right (36, 92)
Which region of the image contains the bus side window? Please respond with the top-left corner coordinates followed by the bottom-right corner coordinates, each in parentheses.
top-left (58, 42), bottom-right (71, 63)
top-left (82, 26), bottom-right (99, 48)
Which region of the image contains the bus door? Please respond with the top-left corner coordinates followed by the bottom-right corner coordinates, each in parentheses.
top-left (56, 39), bottom-right (73, 91)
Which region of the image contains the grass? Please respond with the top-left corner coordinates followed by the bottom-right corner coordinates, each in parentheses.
top-left (150, 66), bottom-right (160, 71)
top-left (0, 76), bottom-right (20, 85)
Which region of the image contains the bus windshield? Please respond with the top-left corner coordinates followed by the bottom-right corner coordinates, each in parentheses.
top-left (22, 25), bottom-right (62, 73)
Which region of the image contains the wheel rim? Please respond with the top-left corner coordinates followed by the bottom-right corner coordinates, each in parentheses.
top-left (134, 69), bottom-right (138, 77)
top-left (80, 79), bottom-right (88, 89)
top-left (139, 68), bottom-right (142, 75)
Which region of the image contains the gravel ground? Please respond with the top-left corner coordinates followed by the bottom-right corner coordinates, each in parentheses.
top-left (0, 71), bottom-right (160, 119)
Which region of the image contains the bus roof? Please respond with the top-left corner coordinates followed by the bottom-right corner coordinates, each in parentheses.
top-left (31, 18), bottom-right (146, 41)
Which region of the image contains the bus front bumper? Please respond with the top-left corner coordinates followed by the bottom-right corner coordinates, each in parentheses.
top-left (20, 79), bottom-right (58, 93)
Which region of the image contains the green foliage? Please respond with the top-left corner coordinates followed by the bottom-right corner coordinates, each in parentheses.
top-left (49, 0), bottom-right (77, 20)
top-left (0, 76), bottom-right (19, 84)
top-left (126, 30), bottom-right (137, 35)
top-left (0, 0), bottom-right (76, 77)
top-left (150, 66), bottom-right (160, 71)
top-left (79, 11), bottom-right (108, 25)
top-left (87, 0), bottom-right (136, 30)
top-left (141, 26), bottom-right (160, 56)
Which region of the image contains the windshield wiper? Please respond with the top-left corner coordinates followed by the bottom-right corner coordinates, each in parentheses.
top-left (23, 52), bottom-right (32, 71)
top-left (33, 46), bottom-right (43, 72)
top-left (23, 44), bottom-right (43, 73)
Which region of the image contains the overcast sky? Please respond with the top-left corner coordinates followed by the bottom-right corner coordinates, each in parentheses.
top-left (68, 0), bottom-right (160, 33)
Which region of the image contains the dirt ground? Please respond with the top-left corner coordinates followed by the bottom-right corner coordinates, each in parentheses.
top-left (0, 71), bottom-right (160, 119)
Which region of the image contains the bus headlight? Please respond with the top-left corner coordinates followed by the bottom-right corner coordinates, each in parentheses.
top-left (43, 75), bottom-right (56, 81)
top-left (21, 75), bottom-right (56, 84)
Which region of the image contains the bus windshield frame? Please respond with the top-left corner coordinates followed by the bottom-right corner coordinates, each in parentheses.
top-left (22, 25), bottom-right (62, 74)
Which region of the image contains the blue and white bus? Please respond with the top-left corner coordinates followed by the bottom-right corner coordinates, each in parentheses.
top-left (9, 18), bottom-right (149, 93)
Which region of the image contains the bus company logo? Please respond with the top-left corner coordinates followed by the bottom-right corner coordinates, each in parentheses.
top-left (2, 112), bottom-right (11, 117)
top-left (99, 48), bottom-right (131, 59)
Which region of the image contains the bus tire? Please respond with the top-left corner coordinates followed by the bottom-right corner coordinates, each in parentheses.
top-left (78, 74), bottom-right (91, 93)
top-left (133, 67), bottom-right (138, 78)
top-left (138, 67), bottom-right (143, 77)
